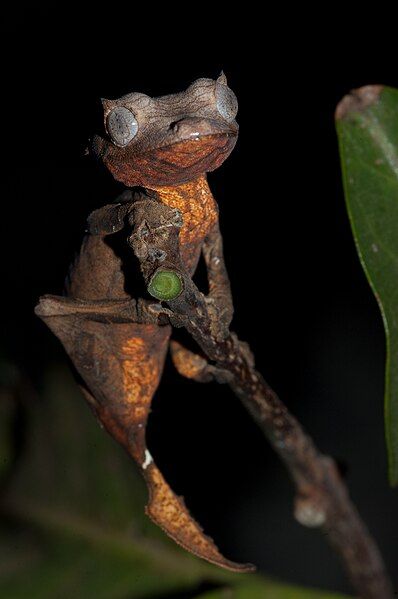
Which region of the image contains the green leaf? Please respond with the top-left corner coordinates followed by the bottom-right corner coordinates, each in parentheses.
top-left (196, 579), bottom-right (349, 598)
top-left (336, 85), bottom-right (398, 484)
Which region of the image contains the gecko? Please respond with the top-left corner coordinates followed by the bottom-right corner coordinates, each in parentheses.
top-left (36, 74), bottom-right (253, 572)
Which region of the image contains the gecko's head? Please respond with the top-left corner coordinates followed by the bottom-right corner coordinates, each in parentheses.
top-left (91, 74), bottom-right (238, 187)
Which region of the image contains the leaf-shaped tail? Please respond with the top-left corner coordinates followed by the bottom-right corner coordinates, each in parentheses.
top-left (35, 295), bottom-right (253, 572)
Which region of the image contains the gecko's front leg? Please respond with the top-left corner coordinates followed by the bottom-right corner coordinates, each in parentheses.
top-left (202, 223), bottom-right (234, 338)
top-left (170, 221), bottom-right (236, 379)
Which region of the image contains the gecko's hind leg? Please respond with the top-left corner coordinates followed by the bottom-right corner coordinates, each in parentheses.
top-left (170, 340), bottom-right (232, 384)
top-left (36, 294), bottom-right (252, 572)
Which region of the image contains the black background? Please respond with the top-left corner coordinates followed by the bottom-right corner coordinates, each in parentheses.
top-left (1, 9), bottom-right (397, 595)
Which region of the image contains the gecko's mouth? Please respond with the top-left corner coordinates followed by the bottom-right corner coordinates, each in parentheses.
top-left (164, 116), bottom-right (238, 144)
top-left (137, 116), bottom-right (238, 176)
top-left (126, 116), bottom-right (238, 157)
top-left (154, 130), bottom-right (237, 153)
top-left (94, 117), bottom-right (238, 187)
top-left (149, 132), bottom-right (237, 167)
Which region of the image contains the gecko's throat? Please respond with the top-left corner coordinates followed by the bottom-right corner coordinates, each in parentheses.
top-left (93, 117), bottom-right (238, 187)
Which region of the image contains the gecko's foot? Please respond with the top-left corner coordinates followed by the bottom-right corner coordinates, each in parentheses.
top-left (170, 340), bottom-right (232, 384)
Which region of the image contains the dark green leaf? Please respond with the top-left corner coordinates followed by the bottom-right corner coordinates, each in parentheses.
top-left (336, 85), bottom-right (398, 484)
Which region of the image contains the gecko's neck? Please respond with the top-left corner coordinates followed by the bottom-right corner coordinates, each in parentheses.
top-left (147, 175), bottom-right (218, 273)
top-left (148, 175), bottom-right (218, 247)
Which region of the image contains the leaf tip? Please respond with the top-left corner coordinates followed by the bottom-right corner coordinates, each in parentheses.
top-left (335, 85), bottom-right (384, 121)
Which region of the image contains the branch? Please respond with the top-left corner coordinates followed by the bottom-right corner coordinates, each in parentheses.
top-left (129, 199), bottom-right (394, 599)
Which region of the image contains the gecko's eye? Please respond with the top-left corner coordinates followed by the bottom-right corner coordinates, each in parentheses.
top-left (215, 84), bottom-right (238, 122)
top-left (106, 107), bottom-right (138, 147)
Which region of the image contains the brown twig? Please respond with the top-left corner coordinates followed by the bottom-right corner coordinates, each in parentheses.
top-left (130, 198), bottom-right (394, 599)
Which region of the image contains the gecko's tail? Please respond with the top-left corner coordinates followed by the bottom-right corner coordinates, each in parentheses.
top-left (35, 294), bottom-right (254, 573)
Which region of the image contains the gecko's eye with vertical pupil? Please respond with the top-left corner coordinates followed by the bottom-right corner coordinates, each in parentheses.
top-left (215, 84), bottom-right (238, 122)
top-left (107, 107), bottom-right (138, 147)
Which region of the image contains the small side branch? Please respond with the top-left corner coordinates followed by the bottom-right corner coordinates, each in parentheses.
top-left (129, 201), bottom-right (394, 599)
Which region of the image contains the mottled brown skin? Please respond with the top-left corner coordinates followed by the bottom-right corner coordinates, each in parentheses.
top-left (36, 75), bottom-right (252, 571)
top-left (92, 76), bottom-right (238, 187)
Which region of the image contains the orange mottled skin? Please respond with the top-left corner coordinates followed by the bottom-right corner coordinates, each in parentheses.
top-left (152, 176), bottom-right (218, 271)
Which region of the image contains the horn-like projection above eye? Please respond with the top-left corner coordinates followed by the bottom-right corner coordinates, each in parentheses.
top-left (215, 83), bottom-right (238, 122)
top-left (107, 106), bottom-right (138, 147)
top-left (217, 71), bottom-right (228, 86)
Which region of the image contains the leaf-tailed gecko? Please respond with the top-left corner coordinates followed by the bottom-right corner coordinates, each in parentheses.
top-left (36, 74), bottom-right (253, 571)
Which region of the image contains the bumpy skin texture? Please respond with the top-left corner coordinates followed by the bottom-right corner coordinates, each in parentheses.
top-left (92, 76), bottom-right (238, 187)
top-left (35, 76), bottom-right (253, 571)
